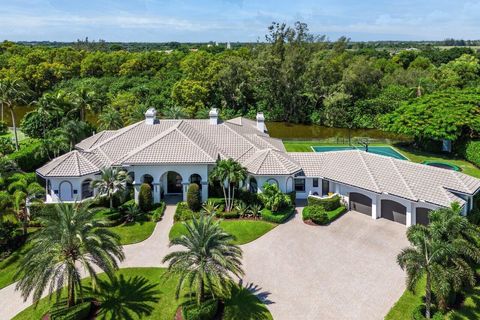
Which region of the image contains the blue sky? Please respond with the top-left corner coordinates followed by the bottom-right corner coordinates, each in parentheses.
top-left (0, 0), bottom-right (479, 42)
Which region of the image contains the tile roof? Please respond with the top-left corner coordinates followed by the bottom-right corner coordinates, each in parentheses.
top-left (37, 150), bottom-right (101, 177)
top-left (39, 114), bottom-right (298, 176)
top-left (289, 150), bottom-right (480, 208)
top-left (244, 148), bottom-right (302, 175)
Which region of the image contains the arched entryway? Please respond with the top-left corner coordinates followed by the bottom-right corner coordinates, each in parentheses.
top-left (81, 179), bottom-right (93, 199)
top-left (381, 199), bottom-right (406, 225)
top-left (160, 171), bottom-right (183, 194)
top-left (189, 174), bottom-right (202, 189)
top-left (59, 181), bottom-right (73, 201)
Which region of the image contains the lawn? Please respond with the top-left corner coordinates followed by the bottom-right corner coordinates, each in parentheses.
top-left (169, 220), bottom-right (277, 245)
top-left (12, 268), bottom-right (272, 320)
top-left (385, 277), bottom-right (425, 320)
top-left (283, 140), bottom-right (480, 178)
top-left (109, 221), bottom-right (156, 245)
top-left (0, 242), bottom-right (32, 290)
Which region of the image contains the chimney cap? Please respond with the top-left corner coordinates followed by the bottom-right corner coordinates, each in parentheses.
top-left (209, 108), bottom-right (219, 116)
top-left (256, 112), bottom-right (265, 121)
top-left (145, 108), bottom-right (157, 117)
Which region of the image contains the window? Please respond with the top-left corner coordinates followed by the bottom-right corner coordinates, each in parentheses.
top-left (294, 179), bottom-right (305, 192)
top-left (266, 178), bottom-right (279, 187)
top-left (313, 178), bottom-right (319, 188)
top-left (249, 177), bottom-right (258, 193)
top-left (190, 174), bottom-right (202, 189)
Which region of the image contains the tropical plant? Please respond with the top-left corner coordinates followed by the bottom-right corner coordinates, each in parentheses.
top-left (201, 200), bottom-right (219, 216)
top-left (259, 183), bottom-right (291, 212)
top-left (208, 159), bottom-right (247, 212)
top-left (187, 183), bottom-right (201, 211)
top-left (123, 203), bottom-right (144, 223)
top-left (162, 105), bottom-right (186, 119)
top-left (92, 167), bottom-right (129, 212)
top-left (98, 107), bottom-right (124, 130)
top-left (248, 203), bottom-right (262, 220)
top-left (138, 183), bottom-right (153, 212)
top-left (235, 201), bottom-right (249, 218)
top-left (0, 78), bottom-right (31, 150)
top-left (15, 203), bottom-right (125, 307)
top-left (12, 182), bottom-right (45, 235)
top-left (162, 214), bottom-right (244, 305)
top-left (71, 86), bottom-right (101, 121)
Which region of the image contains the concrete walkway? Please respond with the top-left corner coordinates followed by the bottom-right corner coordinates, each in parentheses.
top-left (2, 201), bottom-right (408, 320)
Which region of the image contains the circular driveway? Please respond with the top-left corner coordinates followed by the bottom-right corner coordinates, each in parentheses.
top-left (241, 206), bottom-right (409, 320)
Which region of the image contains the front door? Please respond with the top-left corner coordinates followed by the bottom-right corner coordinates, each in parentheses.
top-left (167, 172), bottom-right (183, 194)
top-left (322, 180), bottom-right (329, 196)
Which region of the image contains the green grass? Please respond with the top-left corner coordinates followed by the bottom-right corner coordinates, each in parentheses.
top-left (12, 267), bottom-right (272, 320)
top-left (0, 242), bottom-right (32, 290)
top-left (283, 140), bottom-right (480, 178)
top-left (385, 277), bottom-right (426, 320)
top-left (109, 220), bottom-right (156, 245)
top-left (169, 220), bottom-right (277, 245)
top-left (326, 206), bottom-right (347, 221)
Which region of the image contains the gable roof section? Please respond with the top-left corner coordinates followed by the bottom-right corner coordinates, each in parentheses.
top-left (75, 130), bottom-right (116, 150)
top-left (289, 150), bottom-right (480, 207)
top-left (120, 125), bottom-right (217, 165)
top-left (244, 148), bottom-right (302, 175)
top-left (37, 150), bottom-right (100, 177)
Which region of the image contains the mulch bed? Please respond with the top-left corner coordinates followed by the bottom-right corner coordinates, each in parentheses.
top-left (303, 219), bottom-right (318, 226)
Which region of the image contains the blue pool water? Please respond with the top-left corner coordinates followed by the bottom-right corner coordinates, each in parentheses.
top-left (312, 146), bottom-right (408, 160)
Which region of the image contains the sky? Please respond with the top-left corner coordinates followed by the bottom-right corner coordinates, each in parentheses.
top-left (0, 0), bottom-right (480, 42)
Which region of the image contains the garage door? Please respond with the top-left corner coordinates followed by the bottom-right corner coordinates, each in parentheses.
top-left (416, 208), bottom-right (431, 226)
top-left (381, 200), bottom-right (406, 225)
top-left (349, 192), bottom-right (372, 216)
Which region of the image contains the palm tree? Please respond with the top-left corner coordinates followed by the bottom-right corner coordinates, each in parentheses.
top-left (98, 107), bottom-right (124, 130)
top-left (163, 214), bottom-right (243, 305)
top-left (15, 203), bottom-right (125, 307)
top-left (0, 79), bottom-right (30, 150)
top-left (162, 105), bottom-right (186, 119)
top-left (208, 159), bottom-right (247, 212)
top-left (91, 167), bottom-right (129, 212)
top-left (72, 86), bottom-right (100, 121)
top-left (13, 182), bottom-right (45, 235)
top-left (397, 225), bottom-right (448, 319)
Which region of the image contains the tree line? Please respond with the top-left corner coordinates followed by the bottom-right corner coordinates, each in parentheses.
top-left (0, 22), bottom-right (479, 149)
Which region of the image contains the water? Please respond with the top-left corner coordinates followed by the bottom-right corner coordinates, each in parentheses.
top-left (266, 122), bottom-right (411, 143)
top-left (1, 106), bottom-right (34, 126)
top-left (312, 146), bottom-right (408, 160)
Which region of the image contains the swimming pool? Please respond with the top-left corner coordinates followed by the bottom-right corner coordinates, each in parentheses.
top-left (311, 146), bottom-right (408, 160)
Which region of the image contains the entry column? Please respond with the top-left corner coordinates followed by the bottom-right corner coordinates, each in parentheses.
top-left (371, 195), bottom-right (379, 219)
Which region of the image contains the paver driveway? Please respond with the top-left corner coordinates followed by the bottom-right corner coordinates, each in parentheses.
top-left (241, 206), bottom-right (409, 320)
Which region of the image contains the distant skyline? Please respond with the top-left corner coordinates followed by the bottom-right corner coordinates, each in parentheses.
top-left (1, 0), bottom-right (480, 42)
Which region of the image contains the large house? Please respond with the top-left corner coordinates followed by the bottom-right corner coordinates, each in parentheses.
top-left (37, 108), bottom-right (480, 227)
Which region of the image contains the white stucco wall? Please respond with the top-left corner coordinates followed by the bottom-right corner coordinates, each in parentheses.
top-left (45, 174), bottom-right (99, 203)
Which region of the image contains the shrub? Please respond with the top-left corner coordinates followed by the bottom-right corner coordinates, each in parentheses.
top-left (187, 183), bottom-right (201, 211)
top-left (151, 202), bottom-right (166, 221)
top-left (237, 189), bottom-right (262, 206)
top-left (216, 210), bottom-right (240, 219)
top-left (0, 137), bottom-right (14, 155)
top-left (259, 183), bottom-right (291, 212)
top-left (462, 140), bottom-right (480, 167)
top-left (286, 191), bottom-right (296, 204)
top-left (182, 299), bottom-right (218, 320)
top-left (174, 202), bottom-right (199, 222)
top-left (307, 195), bottom-right (341, 211)
top-left (302, 205), bottom-right (328, 225)
top-left (7, 139), bottom-right (49, 172)
top-left (261, 206), bottom-right (294, 223)
top-left (138, 183), bottom-right (153, 212)
top-left (0, 121), bottom-right (8, 135)
top-left (328, 206), bottom-right (347, 222)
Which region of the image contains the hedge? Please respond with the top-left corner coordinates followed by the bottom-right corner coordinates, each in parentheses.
top-left (462, 140), bottom-right (480, 168)
top-left (261, 206), bottom-right (294, 223)
top-left (307, 195), bottom-right (341, 211)
top-left (151, 201), bottom-right (166, 221)
top-left (138, 183), bottom-right (153, 212)
top-left (302, 205), bottom-right (328, 225)
top-left (7, 139), bottom-right (49, 172)
top-left (182, 299), bottom-right (218, 320)
top-left (216, 210), bottom-right (240, 219)
top-left (187, 183), bottom-right (201, 211)
top-left (174, 202), bottom-right (200, 222)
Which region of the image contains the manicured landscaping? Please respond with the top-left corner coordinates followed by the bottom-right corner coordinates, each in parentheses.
top-left (169, 219), bottom-right (277, 245)
top-left (0, 242), bottom-right (31, 289)
top-left (12, 268), bottom-right (272, 320)
top-left (283, 141), bottom-right (480, 178)
top-left (109, 220), bottom-right (156, 245)
top-left (385, 277), bottom-right (425, 320)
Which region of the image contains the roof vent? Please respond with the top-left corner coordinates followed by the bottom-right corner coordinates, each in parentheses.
top-left (256, 112), bottom-right (265, 132)
top-left (209, 108), bottom-right (219, 125)
top-left (145, 108), bottom-right (157, 125)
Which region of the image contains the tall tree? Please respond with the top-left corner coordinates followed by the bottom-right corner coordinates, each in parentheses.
top-left (91, 167), bottom-right (129, 211)
top-left (0, 79), bottom-right (31, 150)
top-left (13, 182), bottom-right (44, 235)
top-left (208, 159), bottom-right (247, 212)
top-left (72, 86), bottom-right (100, 121)
top-left (98, 107), bottom-right (124, 130)
top-left (15, 203), bottom-right (124, 307)
top-left (163, 214), bottom-right (243, 305)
